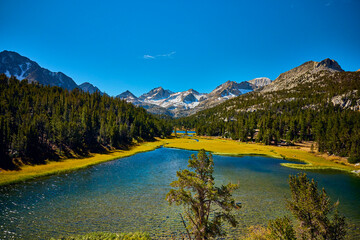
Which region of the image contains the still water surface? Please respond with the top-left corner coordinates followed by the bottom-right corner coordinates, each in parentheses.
top-left (0, 147), bottom-right (359, 239)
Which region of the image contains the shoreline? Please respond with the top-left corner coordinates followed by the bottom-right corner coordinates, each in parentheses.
top-left (1, 137), bottom-right (359, 186)
top-left (0, 141), bottom-right (164, 186)
top-left (162, 137), bottom-right (359, 175)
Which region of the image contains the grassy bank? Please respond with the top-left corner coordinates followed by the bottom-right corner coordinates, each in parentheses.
top-left (0, 141), bottom-right (164, 186)
top-left (162, 136), bottom-right (359, 174)
top-left (1, 137), bottom-right (359, 186)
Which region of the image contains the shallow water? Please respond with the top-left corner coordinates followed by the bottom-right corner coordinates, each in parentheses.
top-left (0, 147), bottom-right (359, 239)
top-left (172, 131), bottom-right (196, 134)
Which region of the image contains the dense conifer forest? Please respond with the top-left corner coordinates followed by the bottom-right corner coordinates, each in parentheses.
top-left (177, 71), bottom-right (360, 162)
top-left (0, 74), bottom-right (172, 169)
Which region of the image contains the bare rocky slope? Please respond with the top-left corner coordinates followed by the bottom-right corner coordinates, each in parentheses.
top-left (248, 77), bottom-right (272, 88)
top-left (261, 58), bottom-right (344, 93)
top-left (259, 58), bottom-right (360, 112)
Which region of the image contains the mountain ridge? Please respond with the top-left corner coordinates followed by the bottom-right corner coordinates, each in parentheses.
top-left (2, 51), bottom-right (351, 118)
top-left (118, 77), bottom-right (271, 117)
top-left (0, 50), bottom-right (78, 90)
top-left (261, 58), bottom-right (344, 93)
top-left (0, 50), bottom-right (103, 94)
top-left (0, 50), bottom-right (273, 117)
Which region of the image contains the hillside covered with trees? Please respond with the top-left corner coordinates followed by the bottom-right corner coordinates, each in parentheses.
top-left (177, 71), bottom-right (360, 162)
top-left (0, 74), bottom-right (172, 169)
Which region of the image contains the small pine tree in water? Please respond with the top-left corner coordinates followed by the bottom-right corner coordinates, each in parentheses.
top-left (166, 149), bottom-right (240, 240)
top-left (268, 173), bottom-right (347, 240)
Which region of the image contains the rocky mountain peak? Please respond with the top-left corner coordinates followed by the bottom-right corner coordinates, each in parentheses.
top-left (209, 81), bottom-right (242, 98)
top-left (117, 90), bottom-right (140, 105)
top-left (78, 82), bottom-right (102, 94)
top-left (139, 87), bottom-right (173, 101)
top-left (0, 50), bottom-right (37, 80)
top-left (187, 88), bottom-right (199, 93)
top-left (237, 81), bottom-right (254, 90)
top-left (247, 77), bottom-right (272, 88)
top-left (117, 90), bottom-right (137, 99)
top-left (0, 50), bottom-right (78, 90)
top-left (214, 80), bottom-right (236, 90)
top-left (316, 58), bottom-right (344, 72)
top-left (261, 58), bottom-right (345, 93)
top-left (153, 86), bottom-right (164, 91)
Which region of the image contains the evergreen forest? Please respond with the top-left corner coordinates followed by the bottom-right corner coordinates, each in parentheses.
top-left (0, 74), bottom-right (172, 169)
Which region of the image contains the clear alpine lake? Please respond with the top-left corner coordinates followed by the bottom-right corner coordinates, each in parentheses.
top-left (0, 147), bottom-right (359, 239)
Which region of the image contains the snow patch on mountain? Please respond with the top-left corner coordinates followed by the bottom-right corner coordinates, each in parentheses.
top-left (118, 77), bottom-right (272, 117)
top-left (142, 89), bottom-right (206, 110)
top-left (0, 50), bottom-right (78, 90)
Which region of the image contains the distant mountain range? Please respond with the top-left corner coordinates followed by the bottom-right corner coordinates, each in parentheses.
top-left (2, 50), bottom-right (356, 118)
top-left (0, 50), bottom-right (272, 117)
top-left (117, 78), bottom-right (272, 117)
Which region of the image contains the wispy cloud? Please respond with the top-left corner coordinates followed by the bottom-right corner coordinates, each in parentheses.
top-left (143, 51), bottom-right (176, 59)
top-left (157, 51), bottom-right (176, 57)
top-left (143, 54), bottom-right (155, 59)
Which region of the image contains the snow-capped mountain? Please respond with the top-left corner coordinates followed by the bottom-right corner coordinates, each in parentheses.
top-left (139, 87), bottom-right (173, 101)
top-left (208, 80), bottom-right (254, 100)
top-left (0, 50), bottom-right (78, 90)
top-left (143, 88), bottom-right (206, 110)
top-left (117, 90), bottom-right (140, 103)
top-left (118, 78), bottom-right (272, 117)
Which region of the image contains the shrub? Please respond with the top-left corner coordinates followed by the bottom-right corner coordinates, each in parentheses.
top-left (348, 155), bottom-right (360, 164)
top-left (268, 216), bottom-right (296, 240)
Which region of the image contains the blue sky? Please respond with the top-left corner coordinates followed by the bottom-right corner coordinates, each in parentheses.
top-left (1, 0), bottom-right (359, 96)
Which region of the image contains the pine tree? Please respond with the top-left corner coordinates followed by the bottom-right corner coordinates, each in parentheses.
top-left (166, 149), bottom-right (240, 240)
top-left (287, 173), bottom-right (347, 239)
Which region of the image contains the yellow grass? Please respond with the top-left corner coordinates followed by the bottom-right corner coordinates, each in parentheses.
top-left (1, 136), bottom-right (359, 186)
top-left (162, 137), bottom-right (359, 173)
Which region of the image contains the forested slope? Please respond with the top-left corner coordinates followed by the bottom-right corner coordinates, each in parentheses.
top-left (178, 71), bottom-right (360, 162)
top-left (0, 74), bottom-right (172, 169)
